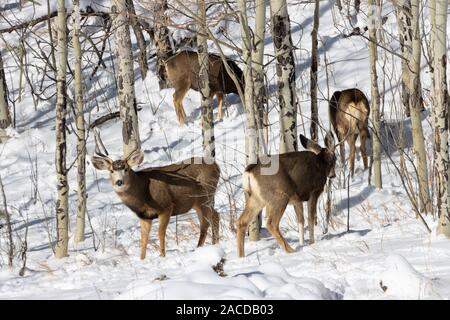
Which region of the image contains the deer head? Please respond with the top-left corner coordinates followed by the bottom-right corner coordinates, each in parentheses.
top-left (90, 129), bottom-right (144, 192)
top-left (299, 131), bottom-right (337, 179)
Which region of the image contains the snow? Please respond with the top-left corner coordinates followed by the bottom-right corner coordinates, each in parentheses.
top-left (117, 251), bottom-right (335, 300)
top-left (380, 254), bottom-right (435, 299)
top-left (1, 0), bottom-right (450, 300)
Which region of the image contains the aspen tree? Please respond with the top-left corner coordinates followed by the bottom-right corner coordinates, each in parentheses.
top-left (55, 0), bottom-right (69, 258)
top-left (112, 0), bottom-right (141, 156)
top-left (73, 0), bottom-right (87, 243)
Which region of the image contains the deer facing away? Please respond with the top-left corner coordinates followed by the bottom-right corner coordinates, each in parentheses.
top-left (92, 147), bottom-right (221, 259)
top-left (164, 50), bottom-right (244, 125)
top-left (329, 88), bottom-right (370, 177)
top-left (236, 133), bottom-right (337, 257)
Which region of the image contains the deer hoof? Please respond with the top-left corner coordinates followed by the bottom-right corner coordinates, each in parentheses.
top-left (285, 246), bottom-right (295, 253)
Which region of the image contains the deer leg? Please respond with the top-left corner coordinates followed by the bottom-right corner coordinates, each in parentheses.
top-left (337, 131), bottom-right (346, 165)
top-left (210, 208), bottom-right (220, 244)
top-left (157, 207), bottom-right (173, 257)
top-left (196, 205), bottom-right (220, 246)
top-left (293, 202), bottom-right (305, 246)
top-left (216, 92), bottom-right (224, 120)
top-left (266, 200), bottom-right (294, 253)
top-left (236, 195), bottom-right (264, 257)
top-left (140, 219), bottom-right (152, 260)
top-left (172, 81), bottom-right (190, 125)
top-left (359, 128), bottom-right (369, 170)
top-left (195, 206), bottom-right (210, 247)
top-left (307, 194), bottom-right (319, 244)
top-left (348, 134), bottom-right (357, 177)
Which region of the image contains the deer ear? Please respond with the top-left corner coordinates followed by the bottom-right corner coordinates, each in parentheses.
top-left (91, 155), bottom-right (112, 171)
top-left (300, 134), bottom-right (322, 154)
top-left (127, 149), bottom-right (144, 166)
top-left (325, 131), bottom-right (335, 151)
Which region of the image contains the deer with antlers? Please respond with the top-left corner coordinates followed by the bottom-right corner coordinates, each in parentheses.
top-left (91, 132), bottom-right (221, 259)
top-left (329, 88), bottom-right (370, 177)
top-left (236, 133), bottom-right (339, 257)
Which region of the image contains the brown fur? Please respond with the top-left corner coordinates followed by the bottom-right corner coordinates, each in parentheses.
top-left (236, 133), bottom-right (336, 257)
top-left (329, 88), bottom-right (370, 177)
top-left (92, 153), bottom-right (221, 259)
top-left (165, 50), bottom-right (244, 125)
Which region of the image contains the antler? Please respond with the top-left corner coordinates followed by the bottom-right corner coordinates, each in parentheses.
top-left (93, 128), bottom-right (109, 157)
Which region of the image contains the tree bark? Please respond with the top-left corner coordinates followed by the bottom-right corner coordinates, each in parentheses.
top-left (408, 0), bottom-right (431, 213)
top-left (0, 49), bottom-right (11, 138)
top-left (126, 0), bottom-right (148, 80)
top-left (432, 0), bottom-right (450, 237)
top-left (395, 12), bottom-right (410, 117)
top-left (394, 0), bottom-right (424, 117)
top-left (253, 0), bottom-right (268, 153)
top-left (112, 0), bottom-right (141, 156)
top-left (394, 0), bottom-right (430, 212)
top-left (154, 0), bottom-right (173, 89)
top-left (197, 0), bottom-right (215, 161)
top-left (368, 0), bottom-right (382, 189)
top-left (310, 0), bottom-right (319, 142)
top-left (55, 0), bottom-right (69, 259)
top-left (73, 0), bottom-right (87, 243)
top-left (0, 175), bottom-right (14, 267)
top-left (238, 0), bottom-right (261, 241)
top-left (270, 0), bottom-right (297, 153)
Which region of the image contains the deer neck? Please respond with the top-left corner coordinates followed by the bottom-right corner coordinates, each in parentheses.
top-left (318, 151), bottom-right (332, 176)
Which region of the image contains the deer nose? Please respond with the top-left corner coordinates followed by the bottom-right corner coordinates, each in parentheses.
top-left (116, 180), bottom-right (123, 186)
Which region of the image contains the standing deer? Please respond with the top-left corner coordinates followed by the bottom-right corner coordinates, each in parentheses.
top-left (329, 88), bottom-right (370, 177)
top-left (91, 136), bottom-right (221, 259)
top-left (164, 50), bottom-right (244, 125)
top-left (236, 133), bottom-right (338, 257)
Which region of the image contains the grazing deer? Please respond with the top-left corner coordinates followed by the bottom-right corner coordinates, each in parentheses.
top-left (236, 133), bottom-right (337, 257)
top-left (91, 136), bottom-right (221, 259)
top-left (164, 50), bottom-right (244, 125)
top-left (329, 88), bottom-right (370, 177)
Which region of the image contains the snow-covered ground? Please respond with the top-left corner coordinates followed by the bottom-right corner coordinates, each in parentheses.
top-left (1, 0), bottom-right (450, 300)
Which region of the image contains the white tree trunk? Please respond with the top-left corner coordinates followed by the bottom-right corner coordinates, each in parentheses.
top-left (428, 0), bottom-right (437, 104)
top-left (410, 0), bottom-right (431, 213)
top-left (394, 0), bottom-right (430, 212)
top-left (73, 0), bottom-right (87, 243)
top-left (0, 49), bottom-right (11, 142)
top-left (126, 0), bottom-right (148, 79)
top-left (270, 0), bottom-right (297, 153)
top-left (310, 0), bottom-right (319, 141)
top-left (112, 0), bottom-right (141, 156)
top-left (197, 0), bottom-right (215, 161)
top-left (239, 0), bottom-right (258, 165)
top-left (55, 0), bottom-right (69, 259)
top-left (253, 0), bottom-right (268, 154)
top-left (154, 0), bottom-right (172, 89)
top-left (433, 0), bottom-right (450, 237)
top-left (238, 0), bottom-right (260, 241)
top-left (368, 0), bottom-right (382, 189)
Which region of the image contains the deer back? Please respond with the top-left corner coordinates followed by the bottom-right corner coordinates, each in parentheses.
top-left (165, 51), bottom-right (243, 95)
top-left (140, 158), bottom-right (220, 214)
top-left (329, 88), bottom-right (370, 136)
top-left (244, 150), bottom-right (333, 204)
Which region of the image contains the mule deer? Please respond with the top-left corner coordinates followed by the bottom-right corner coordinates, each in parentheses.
top-left (236, 133), bottom-right (337, 257)
top-left (329, 88), bottom-right (370, 177)
top-left (91, 135), bottom-right (221, 259)
top-left (164, 50), bottom-right (244, 125)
